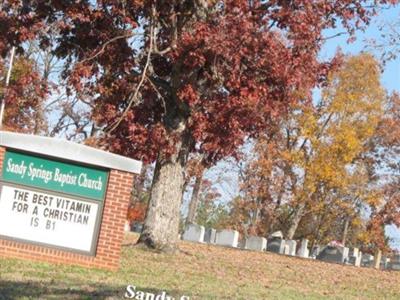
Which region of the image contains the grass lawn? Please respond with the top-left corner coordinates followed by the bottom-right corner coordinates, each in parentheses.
top-left (1, 233), bottom-right (400, 299)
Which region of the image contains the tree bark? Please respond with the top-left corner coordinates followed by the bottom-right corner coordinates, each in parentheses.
top-left (186, 171), bottom-right (203, 225)
top-left (287, 203), bottom-right (305, 239)
top-left (137, 130), bottom-right (189, 252)
top-left (342, 216), bottom-right (350, 246)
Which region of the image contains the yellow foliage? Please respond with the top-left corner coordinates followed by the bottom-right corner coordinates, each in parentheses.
top-left (244, 53), bottom-right (386, 243)
top-left (292, 53), bottom-right (384, 200)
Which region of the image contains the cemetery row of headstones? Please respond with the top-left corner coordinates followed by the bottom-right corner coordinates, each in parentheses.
top-left (180, 223), bottom-right (400, 271)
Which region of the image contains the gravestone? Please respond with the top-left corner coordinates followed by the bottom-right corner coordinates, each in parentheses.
top-left (204, 228), bottom-right (217, 244)
top-left (283, 244), bottom-right (290, 255)
top-left (297, 239), bottom-right (310, 258)
top-left (361, 254), bottom-right (374, 267)
top-left (342, 246), bottom-right (350, 263)
top-left (348, 255), bottom-right (356, 266)
top-left (0, 131), bottom-right (142, 270)
top-left (182, 224), bottom-right (205, 243)
top-left (245, 236), bottom-right (267, 251)
top-left (389, 255), bottom-right (400, 270)
top-left (347, 247), bottom-right (358, 264)
top-left (285, 240), bottom-right (297, 256)
top-left (267, 237), bottom-right (285, 254)
top-left (124, 221), bottom-right (131, 232)
top-left (349, 247), bottom-right (359, 258)
top-left (215, 230), bottom-right (239, 247)
top-left (311, 245), bottom-right (321, 258)
top-left (381, 256), bottom-right (390, 270)
top-left (270, 231), bottom-right (283, 238)
top-left (131, 222), bottom-right (144, 233)
top-left (347, 249), bottom-right (362, 267)
top-left (355, 251), bottom-right (362, 267)
top-left (316, 245), bottom-right (349, 264)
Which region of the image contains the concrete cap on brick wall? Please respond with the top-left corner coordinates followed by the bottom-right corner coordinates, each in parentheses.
top-left (0, 131), bottom-right (142, 174)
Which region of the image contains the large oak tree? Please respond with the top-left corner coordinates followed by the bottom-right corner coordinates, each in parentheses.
top-left (1, 0), bottom-right (397, 251)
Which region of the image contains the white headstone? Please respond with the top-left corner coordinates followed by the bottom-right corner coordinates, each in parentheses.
top-left (283, 244), bottom-right (290, 255)
top-left (355, 251), bottom-right (362, 267)
top-left (270, 231), bottom-right (283, 238)
top-left (348, 249), bottom-right (362, 267)
top-left (350, 247), bottom-right (359, 258)
top-left (297, 239), bottom-right (309, 258)
top-left (245, 236), bottom-right (267, 251)
top-left (343, 247), bottom-right (349, 263)
top-left (204, 228), bottom-right (217, 244)
top-left (285, 240), bottom-right (297, 256)
top-left (304, 248), bottom-right (310, 258)
top-left (182, 224), bottom-right (205, 243)
top-left (124, 220), bottom-right (130, 232)
top-left (215, 230), bottom-right (239, 247)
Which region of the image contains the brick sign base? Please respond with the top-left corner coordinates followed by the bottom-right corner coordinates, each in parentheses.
top-left (0, 142), bottom-right (136, 271)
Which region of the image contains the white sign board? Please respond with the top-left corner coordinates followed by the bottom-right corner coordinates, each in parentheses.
top-left (0, 184), bottom-right (100, 253)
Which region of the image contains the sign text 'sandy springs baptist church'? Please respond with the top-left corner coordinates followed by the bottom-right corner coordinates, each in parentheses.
top-left (4, 150), bottom-right (108, 200)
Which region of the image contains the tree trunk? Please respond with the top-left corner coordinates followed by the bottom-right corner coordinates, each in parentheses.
top-left (342, 216), bottom-right (350, 246)
top-left (266, 183), bottom-right (286, 234)
top-left (287, 203), bottom-right (305, 239)
top-left (137, 132), bottom-right (189, 252)
top-left (186, 171), bottom-right (203, 225)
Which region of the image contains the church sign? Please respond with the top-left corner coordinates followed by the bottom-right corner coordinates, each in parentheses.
top-left (0, 131), bottom-right (141, 270)
top-left (0, 150), bottom-right (108, 255)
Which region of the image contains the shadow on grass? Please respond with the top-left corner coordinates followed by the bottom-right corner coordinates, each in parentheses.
top-left (0, 280), bottom-right (124, 300)
top-left (0, 280), bottom-right (188, 300)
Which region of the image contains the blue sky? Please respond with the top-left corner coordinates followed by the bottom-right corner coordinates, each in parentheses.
top-left (321, 6), bottom-right (400, 93)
